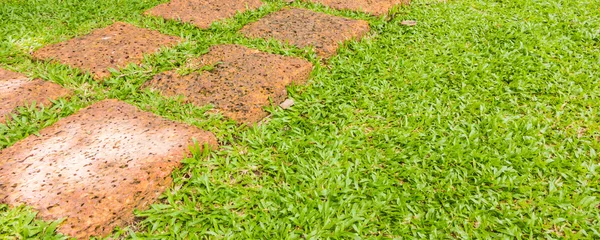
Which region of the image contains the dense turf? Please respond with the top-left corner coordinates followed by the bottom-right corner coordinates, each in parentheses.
top-left (1, 0), bottom-right (600, 238)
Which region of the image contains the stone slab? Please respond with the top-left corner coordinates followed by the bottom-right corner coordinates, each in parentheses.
top-left (144, 44), bottom-right (312, 123)
top-left (145, 0), bottom-right (264, 29)
top-left (32, 22), bottom-right (181, 80)
top-left (307, 0), bottom-right (410, 16)
top-left (0, 68), bottom-right (24, 80)
top-left (240, 8), bottom-right (370, 58)
top-left (0, 68), bottom-right (71, 123)
top-left (0, 99), bottom-right (217, 238)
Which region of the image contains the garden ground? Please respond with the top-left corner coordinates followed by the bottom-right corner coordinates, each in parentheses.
top-left (1, 0), bottom-right (600, 238)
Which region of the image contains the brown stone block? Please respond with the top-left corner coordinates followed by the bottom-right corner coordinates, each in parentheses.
top-left (0, 68), bottom-right (71, 123)
top-left (0, 68), bottom-right (24, 80)
top-left (145, 0), bottom-right (264, 29)
top-left (307, 0), bottom-right (410, 16)
top-left (240, 8), bottom-right (370, 58)
top-left (0, 99), bottom-right (217, 239)
top-left (32, 22), bottom-right (181, 80)
top-left (144, 44), bottom-right (313, 123)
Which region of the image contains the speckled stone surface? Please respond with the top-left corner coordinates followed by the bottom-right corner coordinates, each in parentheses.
top-left (0, 68), bottom-right (25, 80)
top-left (0, 68), bottom-right (71, 123)
top-left (145, 0), bottom-right (264, 29)
top-left (32, 22), bottom-right (181, 80)
top-left (306, 0), bottom-right (410, 16)
top-left (144, 44), bottom-right (313, 124)
top-left (0, 99), bottom-right (217, 239)
top-left (240, 8), bottom-right (370, 58)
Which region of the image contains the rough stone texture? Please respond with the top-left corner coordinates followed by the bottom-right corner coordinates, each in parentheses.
top-left (145, 0), bottom-right (264, 29)
top-left (0, 100), bottom-right (217, 239)
top-left (32, 22), bottom-right (181, 80)
top-left (240, 8), bottom-right (370, 58)
top-left (0, 68), bottom-right (71, 123)
top-left (306, 0), bottom-right (410, 16)
top-left (0, 68), bottom-right (25, 80)
top-left (144, 44), bottom-right (312, 124)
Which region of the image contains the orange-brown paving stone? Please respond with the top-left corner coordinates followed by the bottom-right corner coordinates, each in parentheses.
top-left (0, 68), bottom-right (71, 123)
top-left (144, 44), bottom-right (313, 124)
top-left (0, 99), bottom-right (217, 239)
top-left (32, 22), bottom-right (181, 80)
top-left (240, 8), bottom-right (370, 58)
top-left (145, 0), bottom-right (264, 29)
top-left (306, 0), bottom-right (410, 16)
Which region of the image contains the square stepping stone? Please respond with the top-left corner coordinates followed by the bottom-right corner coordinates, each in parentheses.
top-left (145, 0), bottom-right (264, 29)
top-left (0, 68), bottom-right (71, 123)
top-left (144, 44), bottom-right (313, 124)
top-left (32, 22), bottom-right (181, 80)
top-left (240, 8), bottom-right (370, 58)
top-left (0, 99), bottom-right (217, 238)
top-left (306, 0), bottom-right (410, 16)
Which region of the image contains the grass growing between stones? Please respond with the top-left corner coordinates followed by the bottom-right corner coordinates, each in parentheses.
top-left (1, 0), bottom-right (600, 238)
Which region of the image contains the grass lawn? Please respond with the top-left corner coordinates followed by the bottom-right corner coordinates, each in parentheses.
top-left (2, 0), bottom-right (600, 238)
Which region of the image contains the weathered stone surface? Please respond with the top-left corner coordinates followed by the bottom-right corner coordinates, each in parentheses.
top-left (0, 99), bottom-right (217, 239)
top-left (306, 0), bottom-right (410, 16)
top-left (240, 8), bottom-right (370, 58)
top-left (145, 0), bottom-right (264, 29)
top-left (0, 68), bottom-right (24, 80)
top-left (144, 44), bottom-right (312, 123)
top-left (0, 68), bottom-right (71, 123)
top-left (32, 22), bottom-right (181, 80)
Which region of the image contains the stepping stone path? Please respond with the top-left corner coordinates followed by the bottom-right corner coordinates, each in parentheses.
top-left (33, 22), bottom-right (181, 80)
top-left (0, 0), bottom-right (404, 237)
top-left (240, 8), bottom-right (370, 58)
top-left (145, 44), bottom-right (313, 123)
top-left (0, 68), bottom-right (71, 123)
top-left (145, 0), bottom-right (264, 29)
top-left (306, 0), bottom-right (410, 16)
top-left (0, 100), bottom-right (217, 238)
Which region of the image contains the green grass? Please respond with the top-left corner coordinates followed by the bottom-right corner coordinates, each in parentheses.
top-left (2, 0), bottom-right (600, 238)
